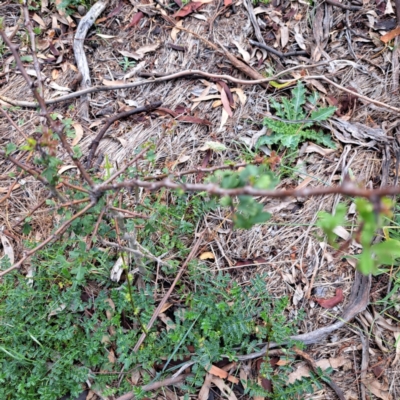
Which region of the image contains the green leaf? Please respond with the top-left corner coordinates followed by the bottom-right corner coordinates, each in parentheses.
top-left (291, 81), bottom-right (306, 119)
top-left (358, 249), bottom-right (375, 275)
top-left (5, 143), bottom-right (17, 156)
top-left (317, 203), bottom-right (347, 245)
top-left (371, 240), bottom-right (400, 265)
top-left (311, 106), bottom-right (337, 121)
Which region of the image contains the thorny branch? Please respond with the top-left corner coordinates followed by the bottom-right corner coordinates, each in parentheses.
top-left (0, 24), bottom-right (94, 188)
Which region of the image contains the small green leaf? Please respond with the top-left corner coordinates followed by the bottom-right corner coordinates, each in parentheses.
top-left (311, 106), bottom-right (337, 121)
top-left (5, 143), bottom-right (17, 156)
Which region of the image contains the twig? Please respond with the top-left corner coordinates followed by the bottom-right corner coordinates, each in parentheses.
top-left (0, 63), bottom-right (328, 108)
top-left (96, 176), bottom-right (400, 200)
top-left (2, 66), bottom-right (397, 114)
top-left (1, 150), bottom-right (66, 202)
top-left (0, 61), bottom-right (310, 108)
top-left (21, 0), bottom-right (44, 97)
top-left (232, 272), bottom-right (370, 359)
top-left (115, 374), bottom-right (189, 400)
top-left (142, 160), bottom-right (260, 181)
top-left (293, 347), bottom-right (346, 400)
top-left (0, 201), bottom-right (95, 277)
top-left (250, 40), bottom-right (309, 58)
top-left (86, 207), bottom-right (106, 250)
top-left (324, 0), bottom-right (362, 11)
top-left (73, 0), bottom-right (110, 118)
top-left (132, 232), bottom-right (205, 351)
top-left (0, 28), bottom-right (94, 187)
top-left (0, 107), bottom-right (27, 139)
top-left (86, 101), bottom-right (162, 168)
top-left (108, 206), bottom-right (149, 219)
top-left (101, 239), bottom-right (170, 267)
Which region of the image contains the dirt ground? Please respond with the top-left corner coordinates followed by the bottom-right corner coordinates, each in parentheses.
top-left (2, 0), bottom-right (400, 398)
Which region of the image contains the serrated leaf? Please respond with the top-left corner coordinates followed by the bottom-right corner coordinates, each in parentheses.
top-left (318, 133), bottom-right (336, 149)
top-left (311, 106), bottom-right (337, 121)
top-left (307, 92), bottom-right (319, 105)
top-left (280, 134), bottom-right (300, 149)
top-left (291, 82), bottom-right (306, 119)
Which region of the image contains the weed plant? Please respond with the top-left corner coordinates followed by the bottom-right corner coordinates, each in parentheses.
top-left (257, 82), bottom-right (336, 151)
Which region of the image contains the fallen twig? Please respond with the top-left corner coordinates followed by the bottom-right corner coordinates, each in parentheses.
top-left (1, 66), bottom-right (397, 113)
top-left (115, 374), bottom-right (189, 400)
top-left (74, 0), bottom-right (110, 118)
top-left (325, 0), bottom-right (362, 11)
top-left (250, 40), bottom-right (309, 58)
top-left (86, 101), bottom-right (162, 168)
top-left (234, 272), bottom-right (370, 359)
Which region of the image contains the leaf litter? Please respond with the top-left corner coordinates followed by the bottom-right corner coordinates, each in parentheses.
top-left (2, 0), bottom-right (400, 398)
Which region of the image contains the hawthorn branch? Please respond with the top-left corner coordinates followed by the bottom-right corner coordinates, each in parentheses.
top-left (0, 150), bottom-right (66, 202)
top-left (21, 0), bottom-right (44, 97)
top-left (0, 27), bottom-right (94, 188)
top-left (95, 177), bottom-right (400, 200)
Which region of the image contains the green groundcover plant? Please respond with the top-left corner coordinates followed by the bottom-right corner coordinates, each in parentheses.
top-left (0, 239), bottom-right (320, 399)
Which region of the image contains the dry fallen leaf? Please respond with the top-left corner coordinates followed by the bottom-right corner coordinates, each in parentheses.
top-left (1, 234), bottom-right (14, 265)
top-left (381, 26), bottom-right (400, 43)
top-left (125, 11), bottom-right (144, 30)
top-left (199, 251), bottom-right (215, 260)
top-left (304, 143), bottom-right (335, 156)
top-left (173, 1), bottom-right (204, 18)
top-left (314, 288), bottom-right (344, 309)
top-left (232, 40), bottom-right (251, 63)
top-left (159, 313), bottom-right (176, 331)
top-left (207, 364), bottom-right (239, 383)
top-left (199, 373), bottom-right (213, 400)
top-left (219, 86), bottom-right (233, 117)
top-left (110, 256), bottom-right (124, 282)
top-left (48, 304), bottom-right (67, 319)
top-left (231, 88), bottom-right (247, 105)
top-left (118, 43), bottom-right (159, 60)
top-left (72, 122), bottom-right (84, 146)
top-left (108, 349), bottom-right (116, 364)
top-left (219, 108), bottom-right (229, 130)
top-left (58, 165), bottom-right (77, 175)
top-left (288, 355), bottom-right (348, 384)
top-left (210, 376), bottom-right (238, 400)
top-left (281, 25), bottom-right (289, 48)
top-left (171, 20), bottom-right (183, 41)
top-left (102, 79), bottom-right (125, 86)
top-left (363, 378), bottom-right (391, 400)
top-left (191, 94), bottom-right (221, 102)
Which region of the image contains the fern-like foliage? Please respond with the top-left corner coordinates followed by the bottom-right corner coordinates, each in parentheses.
top-left (257, 82), bottom-right (336, 150)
